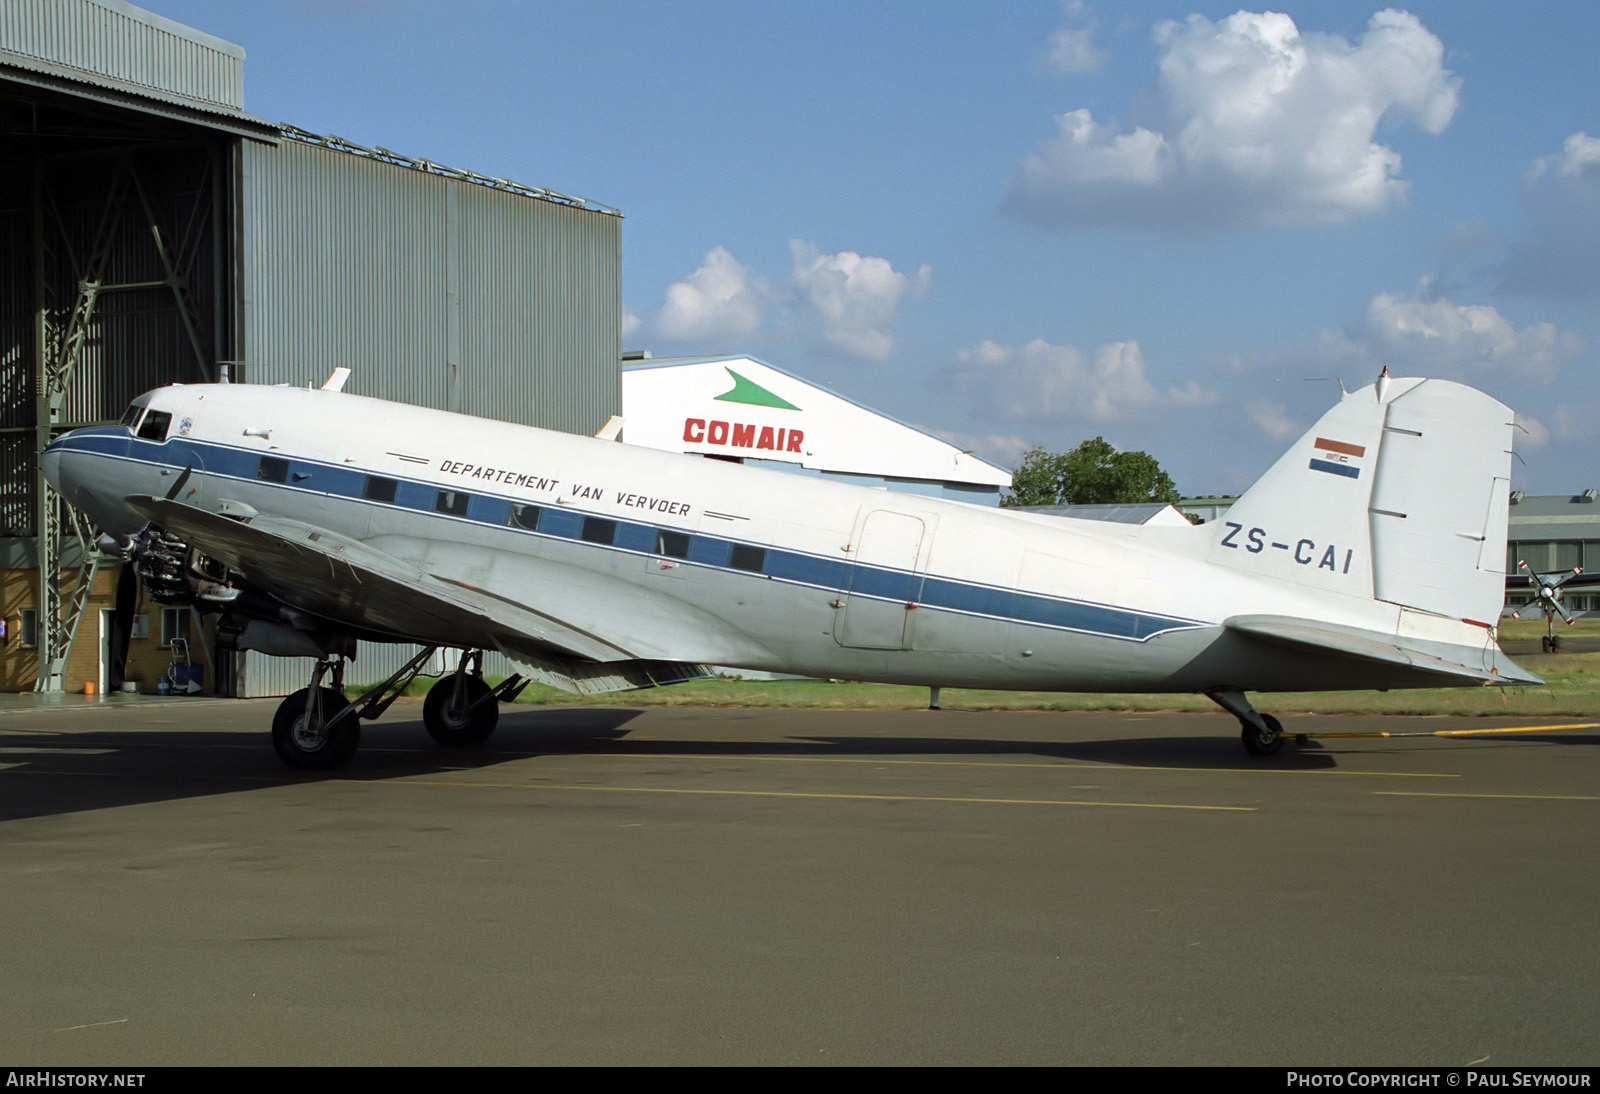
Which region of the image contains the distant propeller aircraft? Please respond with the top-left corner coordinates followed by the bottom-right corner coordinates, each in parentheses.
top-left (42, 370), bottom-right (1536, 769)
top-left (1508, 560), bottom-right (1600, 652)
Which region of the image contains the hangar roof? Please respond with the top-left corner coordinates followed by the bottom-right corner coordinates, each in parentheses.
top-left (1, 0), bottom-right (615, 213)
top-left (1507, 491), bottom-right (1600, 541)
top-left (0, 0), bottom-right (278, 137)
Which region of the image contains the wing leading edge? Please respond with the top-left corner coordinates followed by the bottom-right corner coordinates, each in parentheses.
top-left (125, 496), bottom-right (711, 695)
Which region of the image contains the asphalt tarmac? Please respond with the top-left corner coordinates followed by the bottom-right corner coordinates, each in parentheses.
top-left (2, 697), bottom-right (1597, 1066)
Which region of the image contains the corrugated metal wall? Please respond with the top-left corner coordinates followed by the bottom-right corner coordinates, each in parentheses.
top-left (0, 0), bottom-right (244, 110)
top-left (235, 138), bottom-right (621, 697)
top-left (237, 645), bottom-right (530, 703)
top-left (238, 139), bottom-right (620, 434)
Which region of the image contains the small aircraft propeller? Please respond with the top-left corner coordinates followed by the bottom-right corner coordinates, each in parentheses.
top-left (1512, 559), bottom-right (1584, 651)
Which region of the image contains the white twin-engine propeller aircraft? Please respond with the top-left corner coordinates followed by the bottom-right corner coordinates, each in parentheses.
top-left (42, 370), bottom-right (1536, 769)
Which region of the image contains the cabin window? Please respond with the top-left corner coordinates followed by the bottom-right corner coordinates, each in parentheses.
top-left (136, 410), bottom-right (171, 441)
top-left (435, 490), bottom-right (469, 517)
top-left (509, 505), bottom-right (542, 531)
top-left (656, 530), bottom-right (690, 558)
top-left (363, 476), bottom-right (398, 504)
top-left (729, 545), bottom-right (766, 573)
top-left (257, 457), bottom-right (289, 483)
top-left (580, 517), bottom-right (616, 545)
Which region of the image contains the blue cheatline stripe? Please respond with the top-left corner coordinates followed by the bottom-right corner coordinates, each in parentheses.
top-left (51, 430), bottom-right (1209, 643)
top-left (1308, 458), bottom-right (1360, 479)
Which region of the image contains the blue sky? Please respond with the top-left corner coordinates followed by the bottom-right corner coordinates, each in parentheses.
top-left (147, 1), bottom-right (1600, 495)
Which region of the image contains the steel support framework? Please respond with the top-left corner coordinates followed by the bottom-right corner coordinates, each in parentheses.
top-left (32, 152), bottom-right (220, 691)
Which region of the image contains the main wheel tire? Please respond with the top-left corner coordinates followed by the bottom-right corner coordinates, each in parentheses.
top-left (1551, 636), bottom-right (1563, 653)
top-left (272, 687), bottom-right (359, 770)
top-left (1241, 713), bottom-right (1285, 757)
top-left (423, 675), bottom-right (499, 747)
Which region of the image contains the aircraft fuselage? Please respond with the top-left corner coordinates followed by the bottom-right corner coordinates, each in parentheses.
top-left (43, 381), bottom-right (1511, 698)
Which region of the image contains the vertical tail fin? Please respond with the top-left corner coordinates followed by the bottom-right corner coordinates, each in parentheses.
top-left (1209, 377), bottom-right (1513, 624)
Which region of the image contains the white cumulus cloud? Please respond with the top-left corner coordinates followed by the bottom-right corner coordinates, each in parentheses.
top-left (1361, 288), bottom-right (1582, 385)
top-left (787, 241), bottom-right (931, 361)
top-left (943, 337), bottom-right (1211, 423)
top-left (639, 243), bottom-right (929, 361)
top-left (1500, 132), bottom-right (1600, 301)
top-left (1006, 8), bottom-right (1460, 229)
top-left (654, 247), bottom-right (770, 342)
top-left (1045, 2), bottom-right (1105, 75)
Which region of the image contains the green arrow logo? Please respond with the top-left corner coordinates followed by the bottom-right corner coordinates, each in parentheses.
top-left (714, 368), bottom-right (800, 411)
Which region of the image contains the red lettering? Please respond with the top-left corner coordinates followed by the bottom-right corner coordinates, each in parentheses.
top-left (787, 429), bottom-right (804, 453)
top-left (708, 420), bottom-right (729, 445)
top-left (757, 426), bottom-right (775, 450)
top-left (683, 418), bottom-right (705, 443)
top-left (731, 423), bottom-right (755, 448)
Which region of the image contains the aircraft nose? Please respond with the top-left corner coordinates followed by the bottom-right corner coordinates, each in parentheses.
top-left (40, 437), bottom-right (66, 492)
top-left (41, 428), bottom-right (147, 536)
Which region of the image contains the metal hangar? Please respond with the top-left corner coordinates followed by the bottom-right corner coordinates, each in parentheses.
top-left (2, 0), bottom-right (622, 695)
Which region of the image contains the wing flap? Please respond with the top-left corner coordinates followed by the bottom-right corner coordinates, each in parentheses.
top-left (491, 647), bottom-right (713, 695)
top-left (1225, 614), bottom-right (1540, 686)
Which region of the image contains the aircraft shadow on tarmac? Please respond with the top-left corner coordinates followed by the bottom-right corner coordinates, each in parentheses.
top-left (5, 705), bottom-right (1594, 822)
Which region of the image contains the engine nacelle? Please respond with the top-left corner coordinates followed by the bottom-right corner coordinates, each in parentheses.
top-left (216, 617), bottom-right (357, 659)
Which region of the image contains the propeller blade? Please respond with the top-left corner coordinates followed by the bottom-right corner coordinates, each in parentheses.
top-left (107, 562), bottom-right (138, 691)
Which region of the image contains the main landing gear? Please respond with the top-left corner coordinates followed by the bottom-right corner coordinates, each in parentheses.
top-left (1206, 687), bottom-right (1297, 757)
top-left (270, 647), bottom-right (531, 770)
top-left (423, 650), bottom-right (526, 746)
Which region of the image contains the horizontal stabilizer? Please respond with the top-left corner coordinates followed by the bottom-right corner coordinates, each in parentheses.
top-left (1225, 615), bottom-right (1540, 686)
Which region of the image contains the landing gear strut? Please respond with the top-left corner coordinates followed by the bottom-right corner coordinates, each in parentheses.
top-left (272, 658), bottom-right (358, 770)
top-left (422, 650), bottom-right (528, 747)
top-left (268, 648), bottom-right (531, 769)
top-left (1207, 687), bottom-right (1286, 757)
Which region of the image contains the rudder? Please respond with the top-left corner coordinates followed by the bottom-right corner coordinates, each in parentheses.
top-left (1210, 376), bottom-right (1513, 624)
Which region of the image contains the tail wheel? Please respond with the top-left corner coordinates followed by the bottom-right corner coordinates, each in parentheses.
top-left (423, 675), bottom-right (499, 747)
top-left (272, 687), bottom-right (359, 769)
top-left (1241, 713), bottom-right (1285, 757)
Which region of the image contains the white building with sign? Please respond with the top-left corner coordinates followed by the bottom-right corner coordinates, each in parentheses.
top-left (622, 356), bottom-right (1011, 505)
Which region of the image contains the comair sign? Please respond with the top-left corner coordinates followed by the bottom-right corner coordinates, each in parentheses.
top-left (622, 356), bottom-right (1012, 500)
top-left (681, 368), bottom-right (806, 455)
top-left (682, 418), bottom-right (805, 453)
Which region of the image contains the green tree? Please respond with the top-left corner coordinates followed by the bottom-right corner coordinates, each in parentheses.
top-left (1003, 437), bottom-right (1181, 507)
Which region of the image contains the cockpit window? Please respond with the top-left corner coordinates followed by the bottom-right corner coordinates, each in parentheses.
top-left (136, 410), bottom-right (171, 442)
top-left (120, 403), bottom-right (145, 429)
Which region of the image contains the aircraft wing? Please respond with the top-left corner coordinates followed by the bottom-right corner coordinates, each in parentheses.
top-left (1224, 614), bottom-right (1541, 686)
top-left (1504, 572), bottom-right (1600, 592)
top-left (125, 495), bottom-right (640, 667)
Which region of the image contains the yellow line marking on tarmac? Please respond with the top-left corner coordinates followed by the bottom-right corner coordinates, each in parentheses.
top-left (585, 752), bottom-right (1459, 778)
top-left (1374, 791), bottom-right (1600, 801)
top-left (372, 778), bottom-right (1256, 811)
top-left (1299, 722), bottom-right (1597, 741)
top-left (46, 1018), bottom-right (128, 1034)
